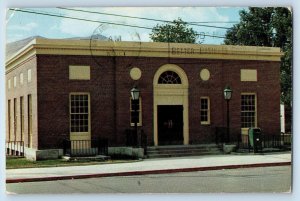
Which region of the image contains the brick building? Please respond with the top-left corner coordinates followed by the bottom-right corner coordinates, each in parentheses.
top-left (5, 37), bottom-right (283, 160)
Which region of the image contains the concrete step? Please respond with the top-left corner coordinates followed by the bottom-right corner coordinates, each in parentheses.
top-left (147, 144), bottom-right (220, 150)
top-left (146, 144), bottom-right (223, 158)
top-left (147, 148), bottom-right (221, 154)
top-left (147, 151), bottom-right (222, 159)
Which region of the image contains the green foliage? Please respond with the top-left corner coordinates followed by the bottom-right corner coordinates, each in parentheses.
top-left (224, 7), bottom-right (292, 105)
top-left (150, 18), bottom-right (198, 43)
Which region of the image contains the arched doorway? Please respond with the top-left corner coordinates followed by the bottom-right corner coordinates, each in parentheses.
top-left (153, 64), bottom-right (189, 146)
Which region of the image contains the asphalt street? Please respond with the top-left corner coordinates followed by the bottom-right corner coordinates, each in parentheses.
top-left (6, 166), bottom-right (291, 194)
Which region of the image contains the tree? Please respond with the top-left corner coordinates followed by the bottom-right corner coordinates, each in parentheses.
top-left (224, 7), bottom-right (292, 107)
top-left (150, 18), bottom-right (198, 43)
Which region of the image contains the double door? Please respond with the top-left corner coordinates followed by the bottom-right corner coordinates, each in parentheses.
top-left (158, 105), bottom-right (183, 145)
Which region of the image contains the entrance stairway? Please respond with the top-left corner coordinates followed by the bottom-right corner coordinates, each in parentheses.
top-left (146, 144), bottom-right (223, 158)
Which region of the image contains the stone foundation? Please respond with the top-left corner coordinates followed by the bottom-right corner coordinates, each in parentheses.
top-left (223, 144), bottom-right (237, 154)
top-left (108, 147), bottom-right (144, 159)
top-left (24, 147), bottom-right (63, 161)
top-left (20, 147), bottom-right (143, 160)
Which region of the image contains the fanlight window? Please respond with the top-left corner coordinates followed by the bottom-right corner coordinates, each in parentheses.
top-left (158, 71), bottom-right (182, 84)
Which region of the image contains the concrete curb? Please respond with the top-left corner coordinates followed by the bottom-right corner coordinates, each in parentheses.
top-left (6, 161), bottom-right (291, 184)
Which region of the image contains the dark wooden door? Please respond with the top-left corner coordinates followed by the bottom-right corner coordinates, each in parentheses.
top-left (158, 105), bottom-right (183, 145)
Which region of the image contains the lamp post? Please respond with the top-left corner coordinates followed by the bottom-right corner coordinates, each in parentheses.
top-left (224, 86), bottom-right (233, 143)
top-left (131, 86), bottom-right (140, 147)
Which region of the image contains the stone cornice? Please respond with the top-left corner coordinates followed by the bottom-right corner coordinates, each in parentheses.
top-left (6, 38), bottom-right (284, 72)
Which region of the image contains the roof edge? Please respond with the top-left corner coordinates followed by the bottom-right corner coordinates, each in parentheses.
top-left (6, 38), bottom-right (284, 71)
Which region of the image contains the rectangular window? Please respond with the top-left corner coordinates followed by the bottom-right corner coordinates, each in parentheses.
top-left (70, 94), bottom-right (90, 133)
top-left (241, 94), bottom-right (256, 128)
top-left (20, 96), bottom-right (24, 141)
top-left (28, 69), bottom-right (32, 83)
top-left (8, 100), bottom-right (11, 141)
top-left (13, 98), bottom-right (17, 141)
top-left (20, 73), bottom-right (24, 85)
top-left (130, 98), bottom-right (142, 126)
top-left (200, 97), bottom-right (210, 125)
top-left (14, 76), bottom-right (17, 88)
top-left (28, 94), bottom-right (32, 147)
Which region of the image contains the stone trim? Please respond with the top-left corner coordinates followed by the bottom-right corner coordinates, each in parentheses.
top-left (6, 38), bottom-right (283, 71)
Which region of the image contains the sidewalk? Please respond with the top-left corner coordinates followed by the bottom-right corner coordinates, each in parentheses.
top-left (6, 152), bottom-right (291, 183)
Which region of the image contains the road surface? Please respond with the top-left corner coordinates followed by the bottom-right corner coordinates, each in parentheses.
top-left (6, 166), bottom-right (291, 194)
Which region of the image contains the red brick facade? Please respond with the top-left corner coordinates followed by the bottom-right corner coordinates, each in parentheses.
top-left (6, 41), bottom-right (281, 151)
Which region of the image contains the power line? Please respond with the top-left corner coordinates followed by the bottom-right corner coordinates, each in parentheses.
top-left (57, 7), bottom-right (233, 30)
top-left (9, 8), bottom-right (227, 39)
top-left (9, 8), bottom-right (153, 30)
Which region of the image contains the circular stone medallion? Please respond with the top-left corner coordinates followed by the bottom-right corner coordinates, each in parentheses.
top-left (130, 67), bottom-right (142, 80)
top-left (200, 68), bottom-right (210, 81)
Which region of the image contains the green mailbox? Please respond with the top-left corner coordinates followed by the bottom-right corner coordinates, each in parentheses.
top-left (248, 128), bottom-right (262, 153)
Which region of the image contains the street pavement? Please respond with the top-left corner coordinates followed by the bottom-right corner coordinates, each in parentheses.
top-left (6, 152), bottom-right (291, 183)
top-left (7, 166), bottom-right (291, 193)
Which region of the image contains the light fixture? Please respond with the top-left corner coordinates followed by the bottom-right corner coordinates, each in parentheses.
top-left (224, 86), bottom-right (233, 100)
top-left (131, 86), bottom-right (140, 101)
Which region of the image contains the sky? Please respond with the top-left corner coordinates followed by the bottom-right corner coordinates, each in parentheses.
top-left (5, 7), bottom-right (244, 45)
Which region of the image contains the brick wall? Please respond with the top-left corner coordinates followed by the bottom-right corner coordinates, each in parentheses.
top-left (36, 55), bottom-right (116, 149)
top-left (115, 57), bottom-right (280, 145)
top-left (9, 54), bottom-right (280, 149)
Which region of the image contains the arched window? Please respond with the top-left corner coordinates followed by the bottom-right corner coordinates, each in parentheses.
top-left (158, 71), bottom-right (182, 84)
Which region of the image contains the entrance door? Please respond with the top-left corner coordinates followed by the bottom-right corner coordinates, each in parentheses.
top-left (158, 105), bottom-right (183, 145)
